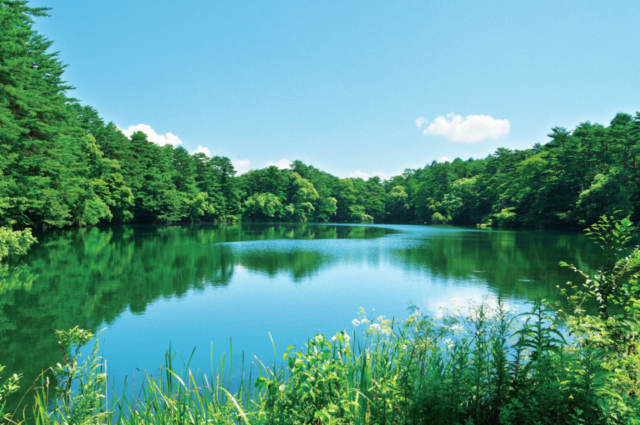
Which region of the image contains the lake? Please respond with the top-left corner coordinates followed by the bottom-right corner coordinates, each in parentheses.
top-left (0, 222), bottom-right (602, 401)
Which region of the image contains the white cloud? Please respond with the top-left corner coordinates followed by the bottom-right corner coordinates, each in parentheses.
top-left (415, 116), bottom-right (428, 129)
top-left (350, 170), bottom-right (387, 180)
top-left (351, 170), bottom-right (370, 179)
top-left (120, 123), bottom-right (183, 147)
top-left (266, 158), bottom-right (292, 169)
top-left (235, 159), bottom-right (250, 168)
top-left (416, 113), bottom-right (510, 143)
top-left (192, 145), bottom-right (211, 157)
top-left (438, 157), bottom-right (451, 163)
top-left (233, 159), bottom-right (251, 174)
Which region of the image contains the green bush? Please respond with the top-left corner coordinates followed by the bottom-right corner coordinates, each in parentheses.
top-left (0, 227), bottom-right (37, 262)
top-left (0, 364), bottom-right (21, 422)
top-left (493, 208), bottom-right (517, 228)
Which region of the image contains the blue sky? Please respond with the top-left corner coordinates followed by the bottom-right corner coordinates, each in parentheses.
top-left (30, 0), bottom-right (640, 178)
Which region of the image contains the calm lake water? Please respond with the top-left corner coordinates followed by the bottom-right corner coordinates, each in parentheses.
top-left (1, 222), bottom-right (602, 399)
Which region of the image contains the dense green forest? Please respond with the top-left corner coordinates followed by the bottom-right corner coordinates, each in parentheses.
top-left (2, 1), bottom-right (640, 233)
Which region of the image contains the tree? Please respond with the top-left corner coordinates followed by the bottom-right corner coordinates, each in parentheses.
top-left (242, 193), bottom-right (284, 221)
top-left (286, 172), bottom-right (319, 222)
top-left (386, 186), bottom-right (410, 223)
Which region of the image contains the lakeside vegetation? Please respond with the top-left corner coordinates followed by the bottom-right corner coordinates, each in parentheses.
top-left (3, 1), bottom-right (640, 237)
top-left (2, 215), bottom-right (640, 424)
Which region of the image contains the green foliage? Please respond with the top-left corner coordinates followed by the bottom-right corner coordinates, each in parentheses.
top-left (287, 172), bottom-right (319, 222)
top-left (0, 227), bottom-right (36, 262)
top-left (184, 191), bottom-right (216, 221)
top-left (560, 214), bottom-right (640, 320)
top-left (557, 214), bottom-right (640, 421)
top-left (575, 169), bottom-right (633, 227)
top-left (430, 211), bottom-right (447, 224)
top-left (243, 192), bottom-right (284, 220)
top-left (0, 363), bottom-right (21, 422)
top-left (385, 185), bottom-right (410, 222)
top-left (4, 0), bottom-right (640, 228)
top-left (493, 207), bottom-right (517, 228)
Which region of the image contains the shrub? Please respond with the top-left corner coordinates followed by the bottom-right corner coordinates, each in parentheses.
top-left (0, 227), bottom-right (37, 262)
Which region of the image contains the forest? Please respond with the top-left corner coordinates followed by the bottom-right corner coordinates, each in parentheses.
top-left (2, 1), bottom-right (640, 235)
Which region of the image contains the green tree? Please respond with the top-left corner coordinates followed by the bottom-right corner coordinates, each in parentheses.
top-left (385, 185), bottom-right (410, 223)
top-left (286, 172), bottom-right (319, 222)
top-left (0, 227), bottom-right (36, 262)
top-left (242, 193), bottom-right (284, 221)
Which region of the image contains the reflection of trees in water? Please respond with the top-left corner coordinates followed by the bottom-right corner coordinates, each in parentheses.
top-left (226, 224), bottom-right (392, 281)
top-left (0, 225), bottom-right (234, 411)
top-left (0, 223), bottom-right (390, 407)
top-left (237, 249), bottom-right (330, 282)
top-left (233, 223), bottom-right (391, 241)
top-left (0, 264), bottom-right (36, 294)
top-left (392, 229), bottom-right (602, 304)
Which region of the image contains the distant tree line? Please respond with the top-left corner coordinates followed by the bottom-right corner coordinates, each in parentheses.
top-left (2, 1), bottom-right (640, 231)
top-left (385, 114), bottom-right (640, 228)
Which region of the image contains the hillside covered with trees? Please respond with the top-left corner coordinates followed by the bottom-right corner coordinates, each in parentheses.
top-left (2, 1), bottom-right (640, 232)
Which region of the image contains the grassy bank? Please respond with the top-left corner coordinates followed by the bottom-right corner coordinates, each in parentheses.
top-left (3, 215), bottom-right (640, 425)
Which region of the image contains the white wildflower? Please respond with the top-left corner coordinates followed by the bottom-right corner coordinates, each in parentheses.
top-left (370, 323), bottom-right (381, 331)
top-left (360, 318), bottom-right (370, 324)
top-left (352, 319), bottom-right (361, 327)
top-left (443, 338), bottom-right (456, 349)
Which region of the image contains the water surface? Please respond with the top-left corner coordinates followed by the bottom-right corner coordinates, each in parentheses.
top-left (0, 223), bottom-right (602, 398)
